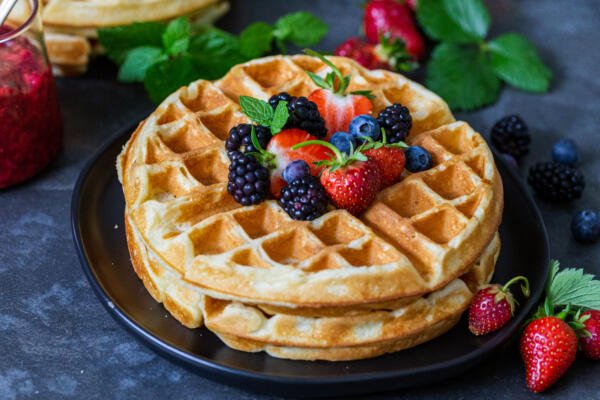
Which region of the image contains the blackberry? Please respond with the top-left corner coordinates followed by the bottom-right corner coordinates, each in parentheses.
top-left (376, 103), bottom-right (412, 143)
top-left (528, 162), bottom-right (585, 202)
top-left (268, 92), bottom-right (327, 138)
top-left (225, 124), bottom-right (271, 158)
top-left (227, 151), bottom-right (270, 206)
top-left (279, 175), bottom-right (328, 220)
top-left (490, 115), bottom-right (531, 160)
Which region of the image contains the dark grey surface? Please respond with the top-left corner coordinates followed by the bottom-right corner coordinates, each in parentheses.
top-left (1, 0), bottom-right (599, 399)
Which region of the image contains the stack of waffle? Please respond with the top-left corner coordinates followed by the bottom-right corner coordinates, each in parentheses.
top-left (117, 55), bottom-right (504, 361)
top-left (9, 0), bottom-right (229, 75)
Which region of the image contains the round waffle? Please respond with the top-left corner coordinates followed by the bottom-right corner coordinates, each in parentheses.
top-left (126, 212), bottom-right (499, 360)
top-left (118, 56), bottom-right (501, 307)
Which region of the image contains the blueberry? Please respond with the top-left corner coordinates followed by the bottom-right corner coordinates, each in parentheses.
top-left (552, 138), bottom-right (579, 166)
top-left (330, 132), bottom-right (357, 154)
top-left (405, 146), bottom-right (433, 172)
top-left (571, 209), bottom-right (600, 243)
top-left (349, 115), bottom-right (380, 142)
top-left (282, 160), bottom-right (311, 184)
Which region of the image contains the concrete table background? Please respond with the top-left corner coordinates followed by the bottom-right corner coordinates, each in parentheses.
top-left (1, 0), bottom-right (599, 398)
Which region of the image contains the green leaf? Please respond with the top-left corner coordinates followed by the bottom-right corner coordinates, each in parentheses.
top-left (546, 266), bottom-right (600, 310)
top-left (98, 22), bottom-right (166, 64)
top-left (489, 33), bottom-right (552, 92)
top-left (118, 46), bottom-right (166, 82)
top-left (162, 17), bottom-right (191, 56)
top-left (416, 0), bottom-right (481, 43)
top-left (189, 29), bottom-right (246, 79)
top-left (306, 71), bottom-right (328, 89)
top-left (444, 0), bottom-right (490, 40)
top-left (426, 42), bottom-right (500, 111)
top-left (270, 101), bottom-right (289, 135)
top-left (239, 22), bottom-right (273, 59)
top-left (239, 96), bottom-right (274, 126)
top-left (273, 12), bottom-right (328, 47)
top-left (143, 56), bottom-right (198, 103)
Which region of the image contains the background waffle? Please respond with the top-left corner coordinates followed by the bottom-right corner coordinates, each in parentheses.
top-left (126, 212), bottom-right (499, 360)
top-left (8, 0), bottom-right (229, 76)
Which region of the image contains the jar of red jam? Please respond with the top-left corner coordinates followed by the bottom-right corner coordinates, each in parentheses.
top-left (0, 0), bottom-right (63, 189)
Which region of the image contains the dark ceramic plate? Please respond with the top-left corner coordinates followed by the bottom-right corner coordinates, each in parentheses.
top-left (71, 124), bottom-right (549, 397)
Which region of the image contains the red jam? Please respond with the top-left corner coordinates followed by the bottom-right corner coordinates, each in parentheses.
top-left (0, 25), bottom-right (63, 188)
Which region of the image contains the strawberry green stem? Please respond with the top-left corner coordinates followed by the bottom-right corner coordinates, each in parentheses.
top-left (304, 49), bottom-right (348, 94)
top-left (502, 275), bottom-right (530, 297)
top-left (293, 139), bottom-right (346, 163)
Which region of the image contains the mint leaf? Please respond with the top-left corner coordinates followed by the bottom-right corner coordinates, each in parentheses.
top-left (144, 56), bottom-right (198, 103)
top-left (273, 12), bottom-right (328, 47)
top-left (490, 33), bottom-right (552, 92)
top-left (98, 22), bottom-right (166, 63)
top-left (239, 22), bottom-right (273, 58)
top-left (189, 28), bottom-right (246, 79)
top-left (444, 0), bottom-right (490, 40)
top-left (426, 42), bottom-right (500, 110)
top-left (546, 263), bottom-right (600, 310)
top-left (270, 101), bottom-right (289, 134)
top-left (118, 46), bottom-right (165, 82)
top-left (162, 17), bottom-right (191, 56)
top-left (416, 0), bottom-right (481, 43)
top-left (239, 96), bottom-right (274, 126)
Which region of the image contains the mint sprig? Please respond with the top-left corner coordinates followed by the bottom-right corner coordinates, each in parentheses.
top-left (98, 12), bottom-right (328, 103)
top-left (239, 96), bottom-right (289, 135)
top-left (416, 0), bottom-right (552, 110)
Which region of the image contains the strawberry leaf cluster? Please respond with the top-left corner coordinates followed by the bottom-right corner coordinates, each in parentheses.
top-left (534, 260), bottom-right (600, 332)
top-left (98, 12), bottom-right (328, 103)
top-left (416, 0), bottom-right (552, 110)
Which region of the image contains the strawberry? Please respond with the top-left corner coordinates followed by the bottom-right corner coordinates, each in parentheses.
top-left (321, 160), bottom-right (381, 215)
top-left (334, 37), bottom-right (388, 70)
top-left (304, 50), bottom-right (374, 139)
top-left (468, 276), bottom-right (530, 336)
top-left (265, 129), bottom-right (333, 197)
top-left (364, 147), bottom-right (405, 188)
top-left (520, 316), bottom-right (578, 393)
top-left (293, 139), bottom-right (382, 215)
top-left (364, 0), bottom-right (425, 60)
top-left (581, 310), bottom-right (600, 360)
top-left (334, 36), bottom-right (417, 72)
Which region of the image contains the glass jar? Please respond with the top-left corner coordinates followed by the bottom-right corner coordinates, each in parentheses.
top-left (0, 0), bottom-right (63, 189)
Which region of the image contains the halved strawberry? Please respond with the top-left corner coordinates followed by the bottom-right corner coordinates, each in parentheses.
top-left (266, 129), bottom-right (333, 197)
top-left (304, 50), bottom-right (374, 139)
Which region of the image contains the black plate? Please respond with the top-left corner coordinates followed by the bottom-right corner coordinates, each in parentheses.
top-left (71, 124), bottom-right (549, 397)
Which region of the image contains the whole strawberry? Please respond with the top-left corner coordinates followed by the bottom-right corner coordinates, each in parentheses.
top-left (334, 36), bottom-right (417, 72)
top-left (293, 140), bottom-right (382, 215)
top-left (364, 147), bottom-right (405, 188)
top-left (321, 159), bottom-right (381, 215)
top-left (520, 316), bottom-right (578, 393)
top-left (581, 310), bottom-right (600, 359)
top-left (363, 0), bottom-right (425, 60)
top-left (468, 276), bottom-right (530, 336)
top-left (334, 37), bottom-right (388, 70)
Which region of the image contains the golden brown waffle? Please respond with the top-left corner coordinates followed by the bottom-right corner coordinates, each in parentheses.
top-left (126, 213), bottom-right (499, 360)
top-left (8, 0), bottom-right (229, 76)
top-left (117, 56), bottom-right (501, 308)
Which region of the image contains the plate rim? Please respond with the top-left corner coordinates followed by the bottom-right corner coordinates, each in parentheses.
top-left (70, 122), bottom-right (550, 389)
